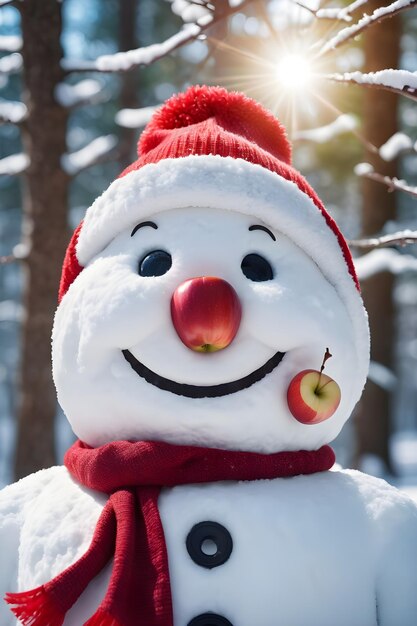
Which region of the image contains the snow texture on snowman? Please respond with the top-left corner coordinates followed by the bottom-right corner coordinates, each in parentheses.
top-left (1, 85), bottom-right (417, 626)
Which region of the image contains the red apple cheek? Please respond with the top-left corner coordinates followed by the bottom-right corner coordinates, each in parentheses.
top-left (287, 369), bottom-right (341, 425)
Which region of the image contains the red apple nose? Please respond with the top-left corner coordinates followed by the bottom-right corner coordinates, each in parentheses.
top-left (171, 277), bottom-right (242, 352)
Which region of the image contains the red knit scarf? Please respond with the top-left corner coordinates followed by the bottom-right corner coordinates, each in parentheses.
top-left (6, 440), bottom-right (335, 626)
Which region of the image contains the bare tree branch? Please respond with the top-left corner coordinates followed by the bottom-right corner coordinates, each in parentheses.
top-left (354, 165), bottom-right (417, 199)
top-left (63, 0), bottom-right (256, 74)
top-left (318, 0), bottom-right (417, 56)
top-left (327, 70), bottom-right (417, 102)
top-left (0, 254), bottom-right (17, 264)
top-left (349, 230), bottom-right (417, 249)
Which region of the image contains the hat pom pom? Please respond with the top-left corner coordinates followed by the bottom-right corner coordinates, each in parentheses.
top-left (138, 85), bottom-right (292, 165)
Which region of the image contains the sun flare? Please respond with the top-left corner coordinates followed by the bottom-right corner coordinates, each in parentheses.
top-left (275, 53), bottom-right (314, 92)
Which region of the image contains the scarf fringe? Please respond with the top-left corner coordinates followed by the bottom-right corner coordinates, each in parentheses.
top-left (5, 586), bottom-right (64, 626)
top-left (84, 608), bottom-right (122, 626)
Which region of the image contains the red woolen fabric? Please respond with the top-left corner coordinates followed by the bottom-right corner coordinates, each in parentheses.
top-left (58, 86), bottom-right (360, 301)
top-left (5, 439), bottom-right (335, 626)
top-left (59, 221), bottom-right (84, 303)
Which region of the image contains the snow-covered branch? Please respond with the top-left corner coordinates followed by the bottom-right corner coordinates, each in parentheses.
top-left (62, 135), bottom-right (118, 176)
top-left (0, 35), bottom-right (22, 52)
top-left (0, 100), bottom-right (27, 125)
top-left (55, 80), bottom-right (107, 108)
top-left (115, 105), bottom-right (159, 129)
top-left (295, 0), bottom-right (370, 22)
top-left (0, 52), bottom-right (22, 74)
top-left (378, 132), bottom-right (413, 161)
top-left (354, 249), bottom-right (417, 280)
top-left (0, 153), bottom-right (29, 176)
top-left (349, 230), bottom-right (417, 249)
top-left (63, 0), bottom-right (255, 73)
top-left (319, 0), bottom-right (417, 56)
top-left (168, 0), bottom-right (215, 23)
top-left (328, 69), bottom-right (417, 102)
top-left (293, 2), bottom-right (352, 22)
top-left (294, 114), bottom-right (357, 143)
top-left (0, 242), bottom-right (28, 264)
top-left (354, 163), bottom-right (417, 199)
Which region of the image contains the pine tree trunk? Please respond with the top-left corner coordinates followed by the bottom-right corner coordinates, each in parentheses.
top-left (354, 2), bottom-right (401, 473)
top-left (14, 0), bottom-right (69, 479)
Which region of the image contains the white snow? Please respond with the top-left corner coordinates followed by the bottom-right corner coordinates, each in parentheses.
top-left (368, 360), bottom-right (397, 391)
top-left (354, 162), bottom-right (374, 176)
top-left (55, 79), bottom-right (104, 107)
top-left (315, 7), bottom-right (352, 21)
top-left (379, 132), bottom-right (413, 161)
top-left (320, 0), bottom-right (417, 54)
top-left (115, 105), bottom-right (159, 129)
top-left (0, 53), bottom-right (22, 74)
top-left (61, 135), bottom-right (117, 176)
top-left (0, 35), bottom-right (22, 52)
top-left (294, 114), bottom-right (357, 143)
top-left (168, 0), bottom-right (213, 23)
top-left (63, 24), bottom-right (201, 73)
top-left (355, 249), bottom-right (417, 280)
top-left (332, 68), bottom-right (417, 92)
top-left (0, 153), bottom-right (29, 176)
top-left (0, 100), bottom-right (27, 124)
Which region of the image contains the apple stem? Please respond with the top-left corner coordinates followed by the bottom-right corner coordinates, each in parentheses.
top-left (315, 348), bottom-right (332, 394)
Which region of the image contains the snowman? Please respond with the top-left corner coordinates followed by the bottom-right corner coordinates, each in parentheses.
top-left (1, 85), bottom-right (417, 626)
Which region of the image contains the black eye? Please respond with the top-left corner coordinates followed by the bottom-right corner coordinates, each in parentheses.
top-left (241, 253), bottom-right (273, 282)
top-left (139, 250), bottom-right (172, 277)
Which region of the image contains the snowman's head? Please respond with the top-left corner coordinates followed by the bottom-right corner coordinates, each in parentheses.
top-left (52, 86), bottom-right (369, 453)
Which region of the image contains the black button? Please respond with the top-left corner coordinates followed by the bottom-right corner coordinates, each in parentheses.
top-left (186, 521), bottom-right (233, 569)
top-left (188, 613), bottom-right (233, 626)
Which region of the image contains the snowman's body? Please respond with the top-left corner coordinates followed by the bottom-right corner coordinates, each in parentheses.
top-left (1, 88), bottom-right (417, 626)
top-left (1, 464), bottom-right (417, 626)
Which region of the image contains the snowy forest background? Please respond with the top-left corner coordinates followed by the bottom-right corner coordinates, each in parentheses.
top-left (0, 0), bottom-right (417, 490)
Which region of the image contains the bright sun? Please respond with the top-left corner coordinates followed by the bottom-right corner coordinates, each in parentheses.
top-left (275, 54), bottom-right (313, 91)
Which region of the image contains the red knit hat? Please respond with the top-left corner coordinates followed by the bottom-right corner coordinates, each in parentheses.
top-left (59, 85), bottom-right (359, 302)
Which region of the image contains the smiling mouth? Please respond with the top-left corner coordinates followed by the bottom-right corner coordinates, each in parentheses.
top-left (121, 349), bottom-right (286, 398)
